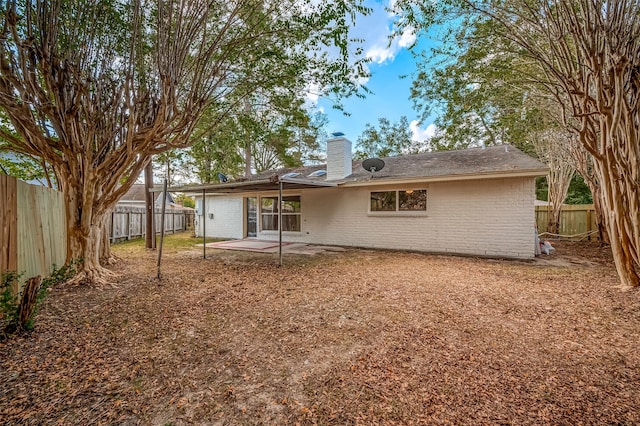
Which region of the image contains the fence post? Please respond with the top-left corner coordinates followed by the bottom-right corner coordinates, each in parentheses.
top-left (126, 211), bottom-right (131, 240)
top-left (110, 211), bottom-right (115, 244)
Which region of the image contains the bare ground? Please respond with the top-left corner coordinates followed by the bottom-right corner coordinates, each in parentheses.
top-left (1, 237), bottom-right (639, 425)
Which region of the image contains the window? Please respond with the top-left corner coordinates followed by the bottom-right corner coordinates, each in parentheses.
top-left (261, 195), bottom-right (301, 231)
top-left (399, 190), bottom-right (427, 211)
top-left (370, 190), bottom-right (427, 212)
top-left (370, 191), bottom-right (396, 211)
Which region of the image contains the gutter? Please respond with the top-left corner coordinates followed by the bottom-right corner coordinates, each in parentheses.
top-left (336, 168), bottom-right (549, 187)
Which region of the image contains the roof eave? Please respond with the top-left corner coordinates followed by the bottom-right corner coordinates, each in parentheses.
top-left (167, 179), bottom-right (274, 194)
top-left (279, 177), bottom-right (336, 187)
top-left (337, 168), bottom-right (550, 187)
top-left (168, 177), bottom-right (337, 195)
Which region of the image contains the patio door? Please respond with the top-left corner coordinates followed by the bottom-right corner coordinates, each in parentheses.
top-left (246, 197), bottom-right (257, 237)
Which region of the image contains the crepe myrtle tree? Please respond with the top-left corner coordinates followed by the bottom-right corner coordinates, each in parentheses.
top-left (0, 0), bottom-right (370, 284)
top-left (354, 116), bottom-right (416, 160)
top-left (396, 0), bottom-right (640, 288)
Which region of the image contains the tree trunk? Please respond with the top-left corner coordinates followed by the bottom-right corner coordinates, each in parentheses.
top-left (60, 174), bottom-right (116, 285)
top-left (594, 150), bottom-right (640, 289)
top-left (547, 207), bottom-right (561, 236)
top-left (66, 218), bottom-right (111, 284)
top-left (100, 211), bottom-right (113, 264)
top-left (244, 144), bottom-right (252, 178)
top-left (589, 184), bottom-right (609, 245)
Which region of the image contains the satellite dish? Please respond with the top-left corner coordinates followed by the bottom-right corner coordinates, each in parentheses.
top-left (217, 173), bottom-right (228, 183)
top-left (362, 158), bottom-right (385, 174)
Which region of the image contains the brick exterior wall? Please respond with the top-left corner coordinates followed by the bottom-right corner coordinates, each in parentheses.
top-left (197, 176), bottom-right (538, 259)
top-left (326, 137), bottom-right (352, 180)
top-left (195, 196), bottom-right (244, 239)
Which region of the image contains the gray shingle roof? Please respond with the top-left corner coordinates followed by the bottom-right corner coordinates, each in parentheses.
top-left (119, 183), bottom-right (178, 205)
top-left (253, 144), bottom-right (548, 183)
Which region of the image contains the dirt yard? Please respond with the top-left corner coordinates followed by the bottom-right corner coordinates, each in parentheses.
top-left (1, 236), bottom-right (639, 425)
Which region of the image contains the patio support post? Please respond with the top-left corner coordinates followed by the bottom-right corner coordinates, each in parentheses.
top-left (202, 188), bottom-right (206, 259)
top-left (278, 180), bottom-right (283, 266)
top-left (157, 179), bottom-right (168, 279)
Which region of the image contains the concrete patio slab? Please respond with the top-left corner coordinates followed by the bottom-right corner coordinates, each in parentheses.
top-left (203, 239), bottom-right (346, 255)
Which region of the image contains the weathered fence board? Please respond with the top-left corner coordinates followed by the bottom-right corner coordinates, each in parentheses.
top-left (109, 206), bottom-right (193, 243)
top-left (1, 175), bottom-right (193, 291)
top-left (0, 175), bottom-right (66, 291)
top-left (0, 174), bottom-right (18, 291)
top-left (536, 204), bottom-right (598, 239)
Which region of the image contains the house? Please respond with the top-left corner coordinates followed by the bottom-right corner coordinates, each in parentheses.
top-left (117, 183), bottom-right (185, 210)
top-left (172, 136), bottom-right (549, 259)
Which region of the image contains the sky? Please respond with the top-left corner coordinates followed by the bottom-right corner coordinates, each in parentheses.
top-left (313, 0), bottom-right (438, 145)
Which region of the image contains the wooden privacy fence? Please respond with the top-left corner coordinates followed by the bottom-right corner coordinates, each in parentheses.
top-left (535, 204), bottom-right (598, 240)
top-left (0, 174), bottom-right (67, 290)
top-left (109, 206), bottom-right (194, 243)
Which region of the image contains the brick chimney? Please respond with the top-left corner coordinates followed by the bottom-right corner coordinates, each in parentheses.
top-left (326, 135), bottom-right (352, 180)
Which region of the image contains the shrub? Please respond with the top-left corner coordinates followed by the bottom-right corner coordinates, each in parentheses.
top-left (1, 261), bottom-right (77, 340)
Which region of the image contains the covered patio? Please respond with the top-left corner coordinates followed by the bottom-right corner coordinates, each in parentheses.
top-left (167, 174), bottom-right (338, 264)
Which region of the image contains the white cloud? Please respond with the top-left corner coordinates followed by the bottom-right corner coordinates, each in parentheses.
top-left (398, 27), bottom-right (416, 48)
top-left (304, 1), bottom-right (412, 107)
top-left (410, 120), bottom-right (436, 141)
top-left (366, 45), bottom-right (394, 64)
top-left (305, 82), bottom-right (320, 104)
top-left (364, 26), bottom-right (415, 64)
top-left (350, 1), bottom-right (416, 65)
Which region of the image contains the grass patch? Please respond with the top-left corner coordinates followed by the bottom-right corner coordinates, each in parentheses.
top-left (111, 232), bottom-right (223, 255)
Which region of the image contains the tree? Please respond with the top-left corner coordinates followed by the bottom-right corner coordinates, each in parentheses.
top-left (187, 103), bottom-right (330, 180)
top-left (174, 193), bottom-right (195, 208)
top-left (0, 152), bottom-right (56, 187)
top-left (564, 175), bottom-right (592, 205)
top-left (410, 12), bottom-right (610, 242)
top-left (0, 0), bottom-right (369, 283)
top-left (408, 17), bottom-right (545, 153)
top-left (397, 0), bottom-right (640, 287)
top-left (354, 116), bottom-right (416, 159)
top-left (288, 109), bottom-right (331, 165)
top-left (531, 129), bottom-right (575, 235)
top-left (567, 137), bottom-right (608, 243)
top-left (153, 149), bottom-right (191, 187)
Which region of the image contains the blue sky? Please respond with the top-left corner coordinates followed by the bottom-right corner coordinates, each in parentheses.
top-left (313, 0), bottom-right (438, 144)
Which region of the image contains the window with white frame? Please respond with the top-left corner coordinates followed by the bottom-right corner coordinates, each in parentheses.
top-left (261, 195), bottom-right (301, 231)
top-left (370, 190), bottom-right (427, 212)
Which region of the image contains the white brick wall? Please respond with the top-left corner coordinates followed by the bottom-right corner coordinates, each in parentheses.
top-left (195, 195), bottom-right (244, 239)
top-left (198, 177), bottom-right (538, 259)
top-left (300, 177), bottom-right (537, 259)
top-left (326, 137), bottom-right (352, 180)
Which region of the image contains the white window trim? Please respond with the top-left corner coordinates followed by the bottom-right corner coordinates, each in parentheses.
top-left (259, 194), bottom-right (302, 232)
top-left (368, 189), bottom-right (428, 216)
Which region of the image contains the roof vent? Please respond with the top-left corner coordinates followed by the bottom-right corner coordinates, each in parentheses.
top-left (307, 170), bottom-right (327, 178)
top-left (281, 172), bottom-right (301, 179)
